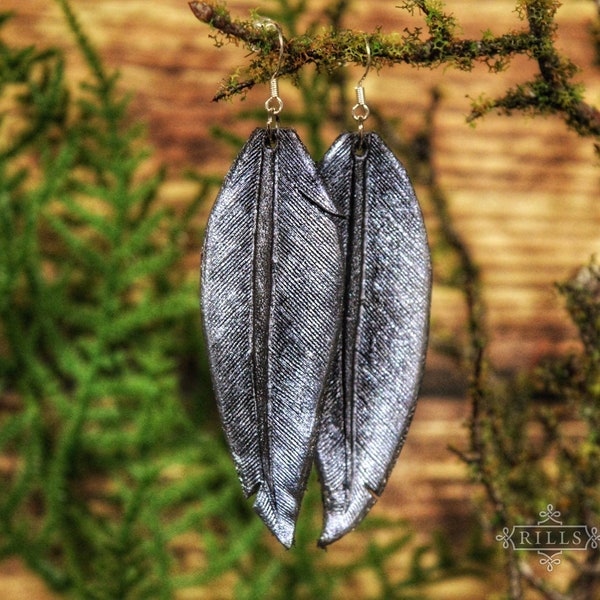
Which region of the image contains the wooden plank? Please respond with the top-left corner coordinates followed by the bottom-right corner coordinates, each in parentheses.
top-left (2, 2), bottom-right (597, 596)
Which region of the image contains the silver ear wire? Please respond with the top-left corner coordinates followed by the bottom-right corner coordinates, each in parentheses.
top-left (352, 37), bottom-right (371, 140)
top-left (256, 18), bottom-right (284, 129)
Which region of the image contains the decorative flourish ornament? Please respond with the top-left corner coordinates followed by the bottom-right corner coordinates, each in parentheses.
top-left (316, 40), bottom-right (432, 546)
top-left (200, 20), bottom-right (342, 548)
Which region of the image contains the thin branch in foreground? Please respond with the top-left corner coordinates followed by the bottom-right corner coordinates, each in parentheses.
top-left (189, 0), bottom-right (600, 142)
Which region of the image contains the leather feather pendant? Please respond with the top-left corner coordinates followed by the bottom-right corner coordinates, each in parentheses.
top-left (316, 132), bottom-right (432, 546)
top-left (201, 128), bottom-right (343, 548)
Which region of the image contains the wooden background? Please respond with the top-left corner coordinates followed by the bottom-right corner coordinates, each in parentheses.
top-left (2, 0), bottom-right (600, 597)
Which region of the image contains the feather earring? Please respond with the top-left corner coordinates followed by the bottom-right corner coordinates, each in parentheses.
top-left (316, 41), bottom-right (432, 546)
top-left (200, 20), bottom-right (343, 548)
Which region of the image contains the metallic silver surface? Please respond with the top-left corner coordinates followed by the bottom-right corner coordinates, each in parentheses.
top-left (316, 132), bottom-right (432, 546)
top-left (201, 128), bottom-right (343, 548)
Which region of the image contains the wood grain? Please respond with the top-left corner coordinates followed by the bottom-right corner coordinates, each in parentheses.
top-left (3, 0), bottom-right (599, 374)
top-left (1, 1), bottom-right (598, 595)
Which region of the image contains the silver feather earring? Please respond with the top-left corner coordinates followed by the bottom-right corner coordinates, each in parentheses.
top-left (200, 19), bottom-right (343, 548)
top-left (316, 39), bottom-right (432, 546)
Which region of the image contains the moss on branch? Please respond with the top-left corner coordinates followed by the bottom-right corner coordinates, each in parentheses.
top-left (189, 0), bottom-right (600, 141)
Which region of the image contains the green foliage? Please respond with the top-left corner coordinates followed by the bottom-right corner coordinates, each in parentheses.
top-left (4, 0), bottom-right (600, 598)
top-left (1, 1), bottom-right (486, 598)
top-left (457, 260), bottom-right (600, 598)
top-left (0, 3), bottom-right (251, 598)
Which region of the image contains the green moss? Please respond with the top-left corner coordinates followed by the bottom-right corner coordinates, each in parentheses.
top-left (1, 3), bottom-right (487, 599)
top-left (4, 0), bottom-right (600, 598)
top-left (195, 0), bottom-right (600, 143)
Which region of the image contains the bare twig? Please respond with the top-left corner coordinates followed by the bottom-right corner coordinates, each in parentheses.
top-left (518, 561), bottom-right (571, 600)
top-left (414, 89), bottom-right (523, 598)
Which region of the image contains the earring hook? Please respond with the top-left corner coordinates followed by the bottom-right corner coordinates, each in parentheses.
top-left (264, 19), bottom-right (284, 81)
top-left (352, 36), bottom-right (371, 139)
top-left (256, 18), bottom-right (284, 128)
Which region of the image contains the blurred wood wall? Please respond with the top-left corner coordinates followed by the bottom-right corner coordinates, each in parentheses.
top-left (2, 3), bottom-right (600, 597)
top-left (3, 0), bottom-right (600, 382)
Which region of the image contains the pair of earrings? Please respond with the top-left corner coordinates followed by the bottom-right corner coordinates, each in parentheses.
top-left (201, 22), bottom-right (432, 548)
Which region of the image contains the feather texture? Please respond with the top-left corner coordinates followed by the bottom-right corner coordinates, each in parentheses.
top-left (316, 132), bottom-right (431, 546)
top-left (201, 128), bottom-right (342, 548)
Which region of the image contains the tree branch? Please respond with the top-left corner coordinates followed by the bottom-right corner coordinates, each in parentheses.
top-left (190, 1), bottom-right (534, 98)
top-left (189, 0), bottom-right (600, 141)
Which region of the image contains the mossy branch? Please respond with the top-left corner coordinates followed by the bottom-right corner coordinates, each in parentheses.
top-left (189, 0), bottom-right (600, 141)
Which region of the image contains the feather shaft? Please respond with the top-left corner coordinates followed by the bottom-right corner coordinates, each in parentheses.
top-left (252, 144), bottom-right (276, 499)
